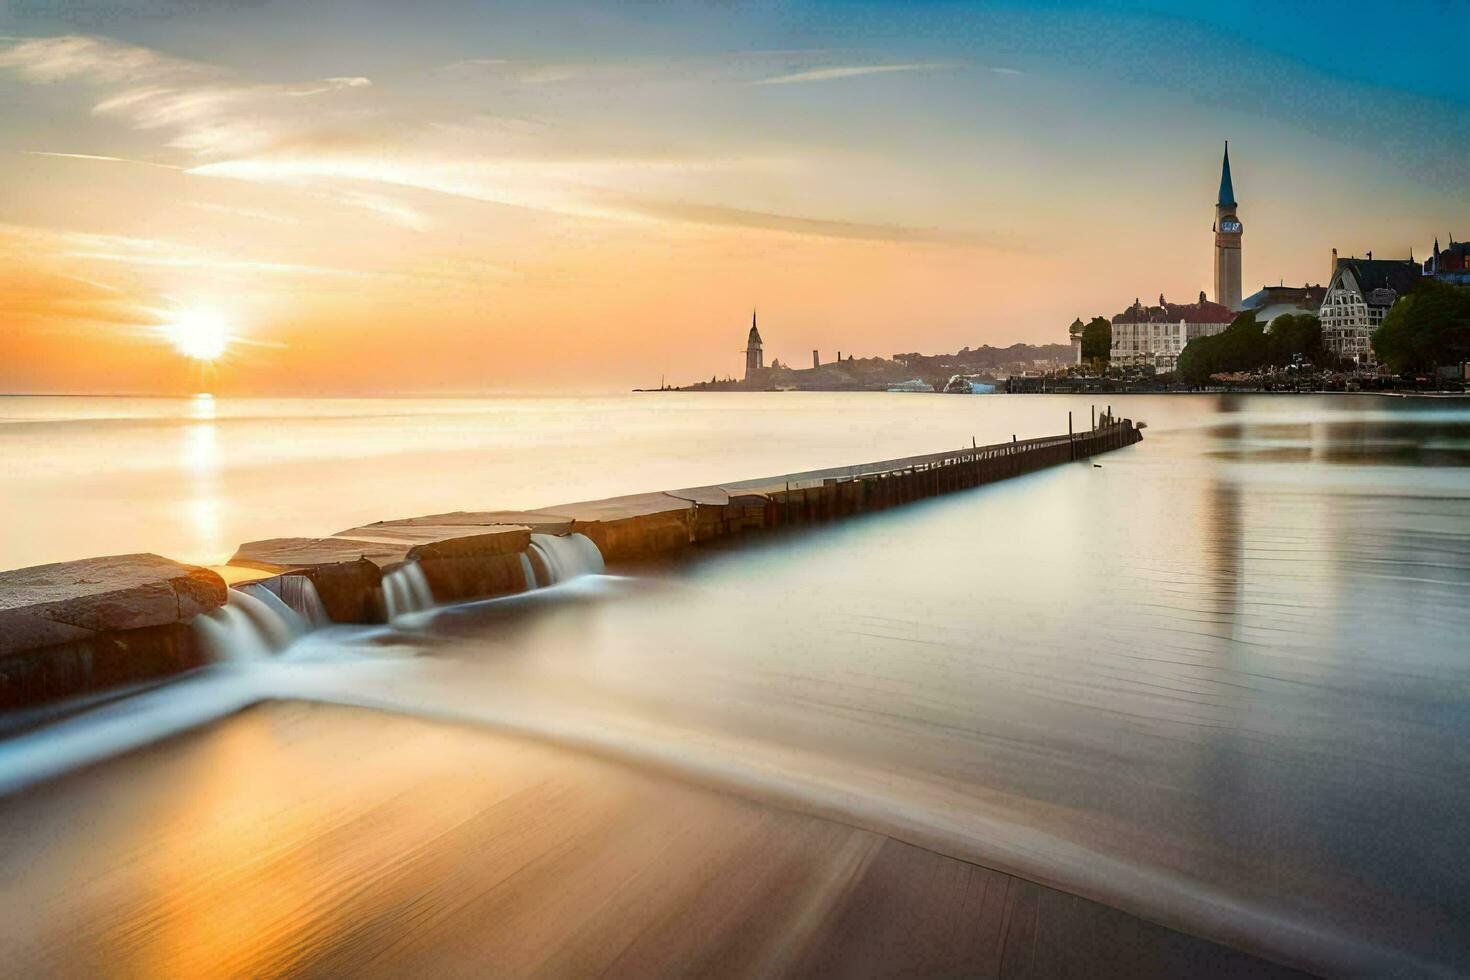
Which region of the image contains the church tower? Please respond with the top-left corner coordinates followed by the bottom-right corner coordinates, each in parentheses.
top-left (1213, 142), bottom-right (1243, 310)
top-left (744, 310), bottom-right (763, 380)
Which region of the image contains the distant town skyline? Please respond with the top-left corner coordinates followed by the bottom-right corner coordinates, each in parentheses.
top-left (1, 0), bottom-right (1466, 394)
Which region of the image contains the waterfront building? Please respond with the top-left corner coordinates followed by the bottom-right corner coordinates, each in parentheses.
top-left (1069, 317), bottom-right (1084, 365)
top-left (1214, 142), bottom-right (1244, 310)
top-left (1425, 236), bottom-right (1470, 285)
top-left (1319, 253), bottom-right (1420, 367)
top-left (744, 310), bottom-right (763, 380)
top-left (1110, 292), bottom-right (1235, 372)
top-left (1239, 284), bottom-right (1326, 328)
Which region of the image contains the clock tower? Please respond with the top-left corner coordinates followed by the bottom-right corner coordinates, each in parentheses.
top-left (1214, 142), bottom-right (1243, 309)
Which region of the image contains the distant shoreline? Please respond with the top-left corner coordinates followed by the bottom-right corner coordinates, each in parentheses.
top-left (634, 386), bottom-right (1470, 398)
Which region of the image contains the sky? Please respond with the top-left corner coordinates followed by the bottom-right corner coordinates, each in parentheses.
top-left (1, 0), bottom-right (1466, 394)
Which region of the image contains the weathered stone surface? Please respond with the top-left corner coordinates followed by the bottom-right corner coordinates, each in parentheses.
top-left (227, 538), bottom-right (394, 623)
top-left (532, 493), bottom-right (692, 522)
top-left (0, 622), bottom-right (203, 712)
top-left (419, 554), bottom-right (528, 603)
top-left (232, 527), bottom-right (538, 620)
top-left (667, 486), bottom-right (730, 506)
top-left (530, 493), bottom-right (695, 561)
top-left (0, 554), bottom-right (226, 658)
top-left (230, 536), bottom-right (410, 572)
top-left (367, 511), bottom-right (575, 535)
top-left (332, 524), bottom-right (533, 560)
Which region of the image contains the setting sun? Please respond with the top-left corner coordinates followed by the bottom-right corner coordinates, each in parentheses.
top-left (161, 309), bottom-right (231, 361)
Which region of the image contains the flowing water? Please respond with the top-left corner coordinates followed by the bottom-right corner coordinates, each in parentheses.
top-left (1, 393), bottom-right (1469, 974)
top-left (529, 531), bottom-right (607, 584)
top-left (196, 577), bottom-right (328, 661)
top-left (381, 560), bottom-right (436, 620)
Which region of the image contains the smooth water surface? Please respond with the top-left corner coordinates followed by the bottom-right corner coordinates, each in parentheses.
top-left (2, 392), bottom-right (1122, 571)
top-left (2, 393), bottom-right (1468, 974)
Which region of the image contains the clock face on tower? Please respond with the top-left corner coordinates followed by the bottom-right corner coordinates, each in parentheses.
top-left (1220, 219), bottom-right (1242, 233)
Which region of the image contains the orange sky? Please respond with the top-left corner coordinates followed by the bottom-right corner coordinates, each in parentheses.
top-left (1, 4), bottom-right (1465, 393)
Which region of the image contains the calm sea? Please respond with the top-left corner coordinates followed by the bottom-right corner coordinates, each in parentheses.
top-left (2, 392), bottom-right (1468, 973)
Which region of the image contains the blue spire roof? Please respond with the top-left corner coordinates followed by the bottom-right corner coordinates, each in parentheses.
top-left (1217, 141), bottom-right (1236, 206)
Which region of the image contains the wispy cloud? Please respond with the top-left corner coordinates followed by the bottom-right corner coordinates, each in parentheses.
top-left (752, 62), bottom-right (955, 86)
top-left (187, 155), bottom-right (1013, 249)
top-left (23, 150), bottom-right (182, 169)
top-left (0, 34), bottom-right (204, 84)
top-left (625, 200), bottom-right (1022, 250)
top-left (89, 76), bottom-right (375, 157)
top-left (328, 189), bottom-right (430, 231)
top-left (54, 231), bottom-right (384, 279)
top-left (4, 35), bottom-right (1004, 249)
top-left (1, 35), bottom-right (374, 161)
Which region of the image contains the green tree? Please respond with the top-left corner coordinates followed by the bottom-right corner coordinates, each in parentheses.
top-left (1219, 311), bottom-right (1268, 370)
top-left (1266, 313), bottom-right (1323, 366)
top-left (1176, 334), bottom-right (1217, 386)
top-left (1372, 279), bottom-right (1470, 374)
top-left (1081, 317), bottom-right (1111, 363)
top-left (1177, 311), bottom-right (1268, 385)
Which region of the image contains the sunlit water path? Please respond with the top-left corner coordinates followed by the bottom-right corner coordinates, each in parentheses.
top-left (2, 394), bottom-right (1469, 974)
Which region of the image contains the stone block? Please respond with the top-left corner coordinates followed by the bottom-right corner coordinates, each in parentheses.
top-left (332, 524), bottom-right (533, 560)
top-left (0, 554), bottom-right (226, 658)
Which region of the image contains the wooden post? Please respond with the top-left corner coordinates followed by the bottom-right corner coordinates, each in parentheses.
top-left (1092, 404), bottom-right (1096, 431)
top-left (1068, 411), bottom-right (1074, 460)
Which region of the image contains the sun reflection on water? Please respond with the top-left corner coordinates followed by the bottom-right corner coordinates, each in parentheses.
top-left (182, 393), bottom-right (222, 562)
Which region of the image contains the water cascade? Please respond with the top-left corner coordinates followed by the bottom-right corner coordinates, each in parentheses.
top-left (382, 560), bottom-right (435, 619)
top-left (528, 533), bottom-right (605, 585)
top-left (193, 586), bottom-right (313, 663)
top-left (519, 552), bottom-right (538, 590)
top-left (274, 574), bottom-right (331, 626)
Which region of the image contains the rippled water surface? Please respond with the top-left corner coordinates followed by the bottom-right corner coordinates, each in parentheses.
top-left (2, 393), bottom-right (1468, 974)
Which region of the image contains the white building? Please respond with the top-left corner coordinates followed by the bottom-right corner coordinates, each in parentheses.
top-left (1110, 293), bottom-right (1236, 372)
top-left (1319, 254), bottom-right (1419, 368)
top-left (1239, 284), bottom-right (1325, 329)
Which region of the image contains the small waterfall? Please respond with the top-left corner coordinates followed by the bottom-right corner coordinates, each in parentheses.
top-left (194, 586), bottom-right (311, 663)
top-left (275, 574), bottom-right (331, 627)
top-left (519, 552), bottom-right (538, 590)
top-left (382, 560), bottom-right (435, 620)
top-left (528, 533), bottom-right (605, 586)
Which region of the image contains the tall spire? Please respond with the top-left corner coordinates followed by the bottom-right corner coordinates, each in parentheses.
top-left (1217, 141), bottom-right (1236, 207)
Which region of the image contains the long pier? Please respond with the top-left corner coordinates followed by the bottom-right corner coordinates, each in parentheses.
top-left (0, 418), bottom-right (1143, 709)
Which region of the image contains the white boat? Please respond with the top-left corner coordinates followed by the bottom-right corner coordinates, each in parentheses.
top-left (941, 375), bottom-right (996, 394)
top-left (887, 379), bottom-right (935, 393)
top-left (942, 375), bottom-right (973, 394)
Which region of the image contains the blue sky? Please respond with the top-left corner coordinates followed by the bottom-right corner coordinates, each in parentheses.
top-left (1, 0), bottom-right (1466, 391)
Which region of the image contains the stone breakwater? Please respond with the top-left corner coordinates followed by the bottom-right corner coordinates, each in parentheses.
top-left (0, 419), bottom-right (1142, 710)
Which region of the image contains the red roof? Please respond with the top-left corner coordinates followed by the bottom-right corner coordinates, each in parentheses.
top-left (1112, 298), bottom-right (1235, 325)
